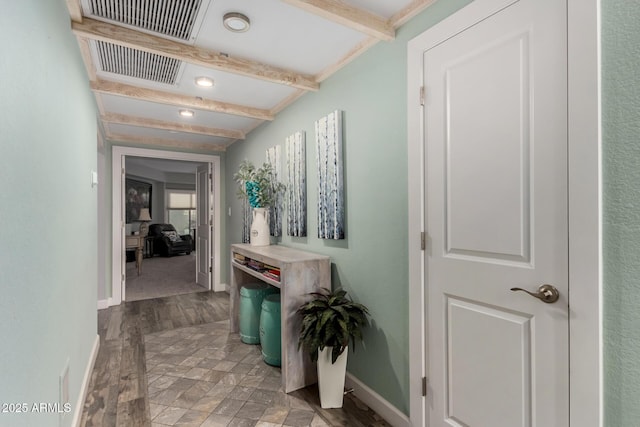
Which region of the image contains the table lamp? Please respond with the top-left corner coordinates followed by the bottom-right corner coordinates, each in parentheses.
top-left (138, 208), bottom-right (152, 236)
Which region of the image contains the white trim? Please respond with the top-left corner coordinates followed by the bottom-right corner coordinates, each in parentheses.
top-left (97, 298), bottom-right (112, 310)
top-left (111, 146), bottom-right (224, 305)
top-left (406, 24), bottom-right (426, 427)
top-left (567, 0), bottom-right (602, 425)
top-left (72, 334), bottom-right (100, 427)
top-left (407, 1), bottom-right (602, 426)
top-left (345, 373), bottom-right (410, 427)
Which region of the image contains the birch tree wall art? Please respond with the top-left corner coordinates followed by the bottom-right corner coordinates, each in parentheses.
top-left (266, 145), bottom-right (283, 237)
top-left (242, 199), bottom-right (251, 243)
top-left (286, 131), bottom-right (306, 237)
top-left (315, 110), bottom-right (345, 239)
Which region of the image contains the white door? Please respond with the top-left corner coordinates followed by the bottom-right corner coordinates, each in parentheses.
top-left (196, 164), bottom-right (212, 288)
top-left (424, 0), bottom-right (568, 426)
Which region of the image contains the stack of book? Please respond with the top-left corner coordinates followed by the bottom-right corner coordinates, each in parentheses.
top-left (233, 252), bottom-right (247, 265)
top-left (247, 259), bottom-right (264, 272)
top-left (233, 252), bottom-right (281, 282)
top-left (262, 264), bottom-right (281, 281)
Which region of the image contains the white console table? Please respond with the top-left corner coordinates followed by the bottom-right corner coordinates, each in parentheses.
top-left (230, 244), bottom-right (331, 393)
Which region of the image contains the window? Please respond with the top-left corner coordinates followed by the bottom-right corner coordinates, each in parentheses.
top-left (166, 190), bottom-right (196, 236)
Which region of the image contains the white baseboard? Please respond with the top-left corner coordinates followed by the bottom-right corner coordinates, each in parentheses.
top-left (73, 334), bottom-right (100, 427)
top-left (345, 373), bottom-right (411, 427)
top-left (97, 298), bottom-right (112, 310)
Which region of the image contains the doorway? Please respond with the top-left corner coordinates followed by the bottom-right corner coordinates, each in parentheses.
top-left (110, 146), bottom-right (222, 305)
top-left (406, 0), bottom-right (601, 426)
top-left (123, 156), bottom-right (208, 301)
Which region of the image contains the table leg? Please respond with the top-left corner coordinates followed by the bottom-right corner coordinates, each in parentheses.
top-left (135, 247), bottom-right (143, 275)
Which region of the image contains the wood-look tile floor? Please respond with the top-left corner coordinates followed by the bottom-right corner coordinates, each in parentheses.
top-left (80, 291), bottom-right (391, 427)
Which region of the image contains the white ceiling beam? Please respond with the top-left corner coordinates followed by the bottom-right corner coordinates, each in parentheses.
top-left (72, 18), bottom-right (319, 91)
top-left (282, 0), bottom-right (395, 41)
top-left (102, 112), bottom-right (245, 140)
top-left (90, 79), bottom-right (274, 121)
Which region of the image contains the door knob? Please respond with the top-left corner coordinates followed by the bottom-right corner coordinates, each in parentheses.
top-left (510, 284), bottom-right (560, 304)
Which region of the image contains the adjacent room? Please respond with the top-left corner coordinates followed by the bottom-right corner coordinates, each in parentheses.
top-left (123, 156), bottom-right (209, 301)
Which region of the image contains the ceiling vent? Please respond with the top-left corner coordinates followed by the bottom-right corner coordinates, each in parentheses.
top-left (95, 41), bottom-right (181, 85)
top-left (87, 0), bottom-right (204, 41)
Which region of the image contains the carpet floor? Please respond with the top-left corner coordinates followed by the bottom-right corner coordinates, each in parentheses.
top-left (126, 253), bottom-right (208, 302)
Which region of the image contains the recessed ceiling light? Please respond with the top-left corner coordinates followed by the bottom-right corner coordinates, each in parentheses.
top-left (223, 12), bottom-right (250, 33)
top-left (179, 109), bottom-right (194, 118)
top-left (195, 76), bottom-right (214, 88)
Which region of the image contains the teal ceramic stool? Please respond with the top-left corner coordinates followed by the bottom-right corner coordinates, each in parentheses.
top-left (239, 283), bottom-right (278, 344)
top-left (260, 293), bottom-right (282, 366)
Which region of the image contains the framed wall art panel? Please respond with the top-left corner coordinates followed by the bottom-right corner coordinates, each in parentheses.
top-left (315, 110), bottom-right (344, 240)
top-left (125, 178), bottom-right (152, 223)
top-left (266, 145), bottom-right (283, 237)
top-left (286, 131), bottom-right (306, 237)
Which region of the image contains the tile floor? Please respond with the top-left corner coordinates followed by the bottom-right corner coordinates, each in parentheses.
top-left (81, 291), bottom-right (391, 427)
top-left (145, 321), bottom-right (331, 426)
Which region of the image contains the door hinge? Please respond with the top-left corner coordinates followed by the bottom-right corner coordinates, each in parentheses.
top-left (209, 173), bottom-right (212, 179)
top-left (209, 266), bottom-right (212, 273)
top-left (421, 231), bottom-right (426, 250)
top-left (422, 377), bottom-right (428, 396)
top-left (420, 86), bottom-right (425, 106)
top-left (122, 167), bottom-right (125, 175)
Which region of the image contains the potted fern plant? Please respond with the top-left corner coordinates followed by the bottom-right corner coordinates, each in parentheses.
top-left (297, 288), bottom-right (370, 408)
top-left (233, 160), bottom-right (285, 246)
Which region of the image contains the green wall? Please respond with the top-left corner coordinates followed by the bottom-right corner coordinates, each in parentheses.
top-left (225, 0), bottom-right (470, 415)
top-left (603, 0), bottom-right (640, 425)
top-left (0, 1), bottom-right (98, 426)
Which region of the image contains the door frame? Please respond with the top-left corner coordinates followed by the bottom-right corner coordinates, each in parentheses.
top-left (196, 163), bottom-right (213, 288)
top-left (111, 146), bottom-right (223, 305)
top-left (407, 0), bottom-right (602, 426)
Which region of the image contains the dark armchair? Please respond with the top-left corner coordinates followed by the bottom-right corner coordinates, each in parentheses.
top-left (148, 224), bottom-right (193, 257)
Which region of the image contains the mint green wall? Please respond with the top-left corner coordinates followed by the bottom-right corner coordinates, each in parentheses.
top-left (0, 1), bottom-right (98, 426)
top-left (225, 0), bottom-right (471, 415)
top-left (602, 0), bottom-right (640, 425)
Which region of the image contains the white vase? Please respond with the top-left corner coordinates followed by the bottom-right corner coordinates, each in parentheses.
top-left (317, 346), bottom-right (348, 408)
top-left (250, 207), bottom-right (270, 246)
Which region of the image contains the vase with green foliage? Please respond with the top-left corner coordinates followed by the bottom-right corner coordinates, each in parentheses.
top-left (234, 160), bottom-right (285, 245)
top-left (233, 160), bottom-right (284, 209)
top-left (297, 288), bottom-right (370, 408)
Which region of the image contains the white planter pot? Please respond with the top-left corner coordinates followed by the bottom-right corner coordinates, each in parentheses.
top-left (317, 346), bottom-right (348, 408)
top-left (250, 207), bottom-right (270, 246)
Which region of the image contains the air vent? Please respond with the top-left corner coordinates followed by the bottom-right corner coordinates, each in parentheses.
top-left (88, 0), bottom-right (203, 41)
top-left (96, 41), bottom-right (181, 84)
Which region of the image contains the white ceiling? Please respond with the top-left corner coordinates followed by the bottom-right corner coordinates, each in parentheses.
top-left (68, 0), bottom-right (434, 151)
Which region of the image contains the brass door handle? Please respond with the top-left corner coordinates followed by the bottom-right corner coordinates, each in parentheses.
top-left (510, 284), bottom-right (560, 304)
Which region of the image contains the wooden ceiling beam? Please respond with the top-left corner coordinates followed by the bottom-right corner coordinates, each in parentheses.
top-left (102, 112), bottom-right (245, 140)
top-left (390, 0), bottom-right (438, 28)
top-left (65, 0), bottom-right (83, 23)
top-left (105, 128), bottom-right (227, 152)
top-left (282, 0), bottom-right (395, 41)
top-left (72, 18), bottom-right (319, 91)
top-left (90, 79), bottom-right (274, 121)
